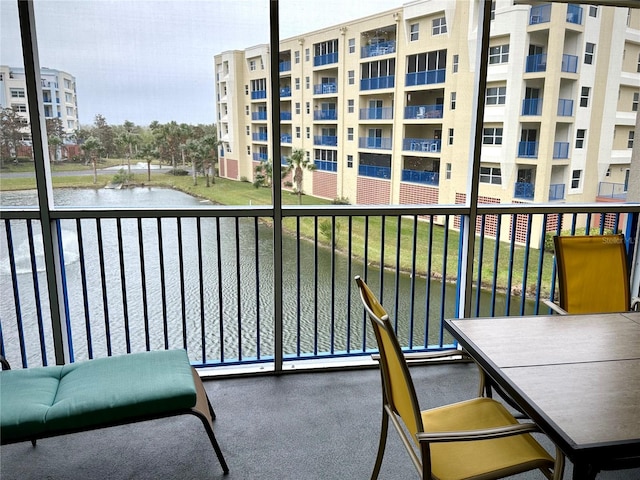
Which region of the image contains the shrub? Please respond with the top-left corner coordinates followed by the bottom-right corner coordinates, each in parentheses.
top-left (112, 168), bottom-right (133, 185)
top-left (166, 168), bottom-right (189, 176)
top-left (331, 196), bottom-right (350, 205)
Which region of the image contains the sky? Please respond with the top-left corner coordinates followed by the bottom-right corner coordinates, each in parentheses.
top-left (0, 0), bottom-right (398, 127)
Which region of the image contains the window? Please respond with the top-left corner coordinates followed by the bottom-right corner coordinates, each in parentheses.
top-left (10, 88), bottom-right (25, 98)
top-left (295, 102), bottom-right (301, 114)
top-left (486, 86), bottom-right (506, 105)
top-left (571, 170), bottom-right (582, 189)
top-left (633, 92), bottom-right (639, 112)
top-left (580, 87), bottom-right (590, 107)
top-left (348, 99), bottom-right (354, 113)
top-left (247, 146), bottom-right (251, 155)
top-left (65, 92), bottom-right (73, 102)
top-left (453, 54), bottom-right (459, 73)
top-left (448, 128), bottom-right (454, 145)
top-left (480, 167), bottom-right (502, 184)
top-left (584, 43), bottom-right (595, 64)
top-left (305, 48), bottom-right (310, 61)
top-left (67, 120), bottom-right (74, 129)
top-left (347, 128), bottom-right (354, 141)
top-left (483, 127), bottom-right (503, 145)
top-left (348, 38), bottom-right (355, 54)
top-left (490, 1), bottom-right (496, 20)
top-left (294, 51), bottom-right (300, 64)
top-left (305, 102), bottom-right (310, 114)
top-left (249, 60), bottom-right (256, 71)
top-left (295, 126), bottom-right (301, 138)
top-left (305, 76), bottom-right (310, 89)
top-left (306, 127), bottom-right (310, 139)
top-left (12, 104), bottom-right (27, 112)
top-left (295, 78), bottom-right (300, 90)
top-left (432, 17), bottom-right (447, 35)
top-left (246, 126), bottom-right (250, 135)
top-left (489, 44), bottom-right (509, 64)
top-left (348, 70), bottom-right (355, 85)
top-left (245, 106), bottom-right (250, 115)
top-left (589, 5), bottom-right (598, 17)
top-left (637, 53), bottom-right (640, 73)
top-left (445, 163), bottom-right (452, 180)
top-left (628, 131), bottom-right (635, 149)
top-left (64, 79), bottom-right (71, 89)
top-left (347, 155), bottom-right (353, 168)
top-left (575, 129), bottom-right (586, 148)
top-left (451, 92), bottom-right (456, 110)
top-left (410, 23), bottom-right (419, 41)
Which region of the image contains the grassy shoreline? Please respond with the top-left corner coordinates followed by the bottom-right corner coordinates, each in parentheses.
top-left (0, 166), bottom-right (555, 298)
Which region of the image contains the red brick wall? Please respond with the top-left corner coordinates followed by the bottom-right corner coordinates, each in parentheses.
top-left (218, 157), bottom-right (226, 177)
top-left (226, 159), bottom-right (238, 180)
top-left (312, 170), bottom-right (337, 200)
top-left (453, 194), bottom-right (501, 238)
top-left (356, 177), bottom-right (390, 204)
top-left (399, 183), bottom-right (439, 205)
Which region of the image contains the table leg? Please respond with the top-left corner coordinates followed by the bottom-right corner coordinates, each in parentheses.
top-left (572, 463), bottom-right (599, 480)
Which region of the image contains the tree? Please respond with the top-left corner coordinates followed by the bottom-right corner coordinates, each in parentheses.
top-left (136, 139), bottom-right (158, 182)
top-left (0, 107), bottom-right (27, 167)
top-left (253, 158), bottom-right (273, 188)
top-left (82, 136), bottom-right (103, 184)
top-left (46, 118), bottom-right (65, 162)
top-left (93, 114), bottom-right (115, 157)
top-left (283, 148), bottom-right (315, 204)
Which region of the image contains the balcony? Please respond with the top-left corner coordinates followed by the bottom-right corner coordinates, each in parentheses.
top-left (313, 83), bottom-right (337, 95)
top-left (252, 152), bottom-right (268, 162)
top-left (561, 54), bottom-right (578, 73)
top-left (360, 76), bottom-right (394, 91)
top-left (401, 169), bottom-right (439, 186)
top-left (280, 111), bottom-right (292, 121)
top-left (358, 164), bottom-right (390, 179)
top-left (313, 135), bottom-right (337, 146)
top-left (548, 183), bottom-right (565, 201)
top-left (518, 141), bottom-right (538, 158)
top-left (280, 87), bottom-right (291, 97)
top-left (598, 182), bottom-right (628, 200)
top-left (405, 69), bottom-right (445, 87)
top-left (314, 160), bottom-right (337, 172)
top-left (251, 111), bottom-right (267, 121)
top-left (557, 98), bottom-right (573, 116)
top-left (514, 181), bottom-right (535, 200)
top-left (553, 142), bottom-right (569, 159)
top-left (522, 98), bottom-right (542, 116)
top-left (313, 110), bottom-right (338, 121)
top-left (529, 4), bottom-right (551, 24)
top-left (566, 4), bottom-right (583, 24)
top-left (279, 60), bottom-right (291, 72)
top-left (361, 40), bottom-right (396, 58)
top-left (405, 104), bottom-right (443, 120)
top-left (252, 132), bottom-right (268, 142)
top-left (281, 134), bottom-right (292, 144)
top-left (251, 90), bottom-right (267, 100)
top-left (358, 136), bottom-right (392, 150)
top-left (313, 51), bottom-right (338, 67)
top-left (360, 107), bottom-right (393, 120)
top-left (525, 54), bottom-right (547, 73)
top-left (403, 138), bottom-right (441, 153)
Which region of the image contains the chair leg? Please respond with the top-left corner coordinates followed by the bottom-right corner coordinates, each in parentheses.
top-left (371, 408), bottom-right (389, 480)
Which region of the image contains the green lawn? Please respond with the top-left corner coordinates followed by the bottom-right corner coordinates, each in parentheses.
top-left (0, 165), bottom-right (556, 298)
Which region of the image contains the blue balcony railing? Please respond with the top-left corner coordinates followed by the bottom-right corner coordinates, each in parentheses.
top-left (252, 111), bottom-right (267, 121)
top-left (313, 83), bottom-right (337, 95)
top-left (557, 98), bottom-right (573, 116)
top-left (280, 87), bottom-right (291, 97)
top-left (405, 69), bottom-right (445, 87)
top-left (358, 137), bottom-right (392, 150)
top-left (360, 76), bottom-right (395, 91)
top-left (401, 169), bottom-right (440, 186)
top-left (403, 138), bottom-right (441, 152)
top-left (281, 134), bottom-right (292, 143)
top-left (252, 132), bottom-right (268, 141)
top-left (314, 160), bottom-right (337, 172)
top-left (598, 182), bottom-right (627, 199)
top-left (553, 142), bottom-right (570, 159)
top-left (280, 111), bottom-right (292, 121)
top-left (561, 54), bottom-right (578, 73)
top-left (405, 105), bottom-right (443, 119)
top-left (360, 107), bottom-right (393, 120)
top-left (566, 4), bottom-right (583, 24)
top-left (251, 90), bottom-right (267, 100)
top-left (252, 152), bottom-right (268, 162)
top-left (514, 182), bottom-right (535, 199)
top-left (314, 110), bottom-right (338, 121)
top-left (358, 164), bottom-right (391, 179)
top-left (361, 41), bottom-right (396, 58)
top-left (313, 135), bottom-right (337, 146)
top-left (548, 183), bottom-right (565, 201)
top-left (525, 54), bottom-right (547, 73)
top-left (522, 98), bottom-right (542, 116)
top-left (529, 4), bottom-right (551, 24)
top-left (518, 141), bottom-right (538, 158)
top-left (279, 61), bottom-right (291, 72)
top-left (313, 52), bottom-right (338, 67)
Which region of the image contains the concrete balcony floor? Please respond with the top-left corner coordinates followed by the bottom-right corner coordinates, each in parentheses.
top-left (2, 362), bottom-right (639, 480)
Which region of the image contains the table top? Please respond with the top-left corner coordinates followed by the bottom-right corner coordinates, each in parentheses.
top-left (445, 312), bottom-right (640, 464)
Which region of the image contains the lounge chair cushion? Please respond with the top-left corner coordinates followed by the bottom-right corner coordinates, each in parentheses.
top-left (1, 349), bottom-right (197, 442)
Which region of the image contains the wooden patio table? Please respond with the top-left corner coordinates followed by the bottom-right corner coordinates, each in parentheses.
top-left (445, 312), bottom-right (640, 480)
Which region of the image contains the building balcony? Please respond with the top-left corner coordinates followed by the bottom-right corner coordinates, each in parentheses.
top-left (252, 132), bottom-right (268, 142)
top-left (525, 54), bottom-right (547, 73)
top-left (401, 169), bottom-right (439, 186)
top-left (557, 98), bottom-right (573, 117)
top-left (360, 107), bottom-right (393, 120)
top-left (405, 104), bottom-right (443, 120)
top-left (314, 160), bottom-right (337, 172)
top-left (403, 138), bottom-right (441, 153)
top-left (252, 152), bottom-right (268, 162)
top-left (313, 135), bottom-right (337, 146)
top-left (522, 98), bottom-right (542, 116)
top-left (553, 142), bottom-right (570, 159)
top-left (529, 4), bottom-right (551, 24)
top-left (360, 76), bottom-right (394, 91)
top-left (566, 4), bottom-right (583, 24)
top-left (280, 111), bottom-right (292, 121)
top-left (313, 83), bottom-right (337, 95)
top-left (279, 60), bottom-right (291, 72)
top-left (252, 111), bottom-right (267, 121)
top-left (313, 110), bottom-right (338, 121)
top-left (361, 41), bottom-right (396, 58)
top-left (313, 51), bottom-right (338, 67)
top-left (548, 183), bottom-right (565, 201)
top-left (514, 181), bottom-right (535, 200)
top-left (358, 164), bottom-right (390, 179)
top-left (251, 90), bottom-right (267, 100)
top-left (518, 141), bottom-right (538, 158)
top-left (280, 87), bottom-right (291, 97)
top-left (405, 69), bottom-right (445, 87)
top-left (598, 182), bottom-right (628, 200)
top-left (561, 54), bottom-right (578, 73)
top-left (358, 137), bottom-right (392, 150)
top-left (281, 134), bottom-right (292, 144)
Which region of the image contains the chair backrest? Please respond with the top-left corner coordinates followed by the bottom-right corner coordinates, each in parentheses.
top-left (554, 234), bottom-right (631, 314)
top-left (354, 276), bottom-right (424, 444)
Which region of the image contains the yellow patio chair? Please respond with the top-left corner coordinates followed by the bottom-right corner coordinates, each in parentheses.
top-left (355, 275), bottom-right (565, 480)
top-left (545, 234), bottom-right (640, 315)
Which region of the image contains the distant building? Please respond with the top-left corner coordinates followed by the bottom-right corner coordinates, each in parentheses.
top-left (0, 65), bottom-right (79, 141)
top-left (214, 0), bottom-right (639, 216)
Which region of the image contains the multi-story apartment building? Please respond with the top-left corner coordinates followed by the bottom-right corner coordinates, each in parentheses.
top-left (0, 65), bottom-right (79, 141)
top-left (214, 1), bottom-right (639, 219)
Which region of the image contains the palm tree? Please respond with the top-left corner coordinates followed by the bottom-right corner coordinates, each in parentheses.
top-left (82, 136), bottom-right (103, 184)
top-left (136, 140), bottom-right (158, 182)
top-left (253, 158), bottom-right (273, 188)
top-left (283, 148), bottom-right (315, 204)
